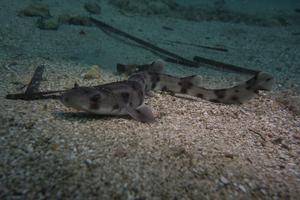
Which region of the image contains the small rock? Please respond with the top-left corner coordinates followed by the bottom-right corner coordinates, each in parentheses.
top-left (170, 146), bottom-right (186, 157)
top-left (224, 152), bottom-right (234, 159)
top-left (24, 121), bottom-right (35, 129)
top-left (20, 3), bottom-right (51, 18)
top-left (287, 96), bottom-right (300, 115)
top-left (276, 92), bottom-right (300, 115)
top-left (279, 152), bottom-right (289, 160)
top-left (84, 2), bottom-right (102, 14)
top-left (272, 137), bottom-right (282, 145)
top-left (59, 15), bottom-right (93, 26)
top-left (84, 159), bottom-right (93, 166)
top-left (113, 146), bottom-right (127, 158)
top-left (79, 30), bottom-right (86, 35)
top-left (83, 65), bottom-right (102, 80)
top-left (26, 144), bottom-right (34, 153)
top-left (281, 143), bottom-right (290, 150)
top-left (220, 176), bottom-right (229, 184)
top-left (238, 184), bottom-right (247, 192)
top-left (247, 181), bottom-right (256, 189)
top-left (37, 17), bottom-right (60, 30)
top-left (51, 144), bottom-right (60, 151)
top-left (261, 189), bottom-right (267, 195)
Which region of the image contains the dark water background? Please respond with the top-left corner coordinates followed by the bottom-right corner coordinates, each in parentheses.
top-left (1, 0), bottom-right (299, 89)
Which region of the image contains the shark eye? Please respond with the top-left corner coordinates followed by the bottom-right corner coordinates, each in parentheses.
top-left (90, 94), bottom-right (101, 102)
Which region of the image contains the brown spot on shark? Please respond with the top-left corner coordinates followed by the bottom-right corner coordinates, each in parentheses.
top-left (214, 89), bottom-right (226, 99)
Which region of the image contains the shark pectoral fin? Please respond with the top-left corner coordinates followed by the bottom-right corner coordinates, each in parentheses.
top-left (145, 91), bottom-right (155, 98)
top-left (126, 105), bottom-right (155, 123)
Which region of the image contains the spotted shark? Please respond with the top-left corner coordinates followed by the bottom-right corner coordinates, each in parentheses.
top-left (60, 60), bottom-right (274, 123)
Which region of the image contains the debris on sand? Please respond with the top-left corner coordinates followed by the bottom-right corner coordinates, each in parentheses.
top-left (83, 65), bottom-right (103, 80)
top-left (37, 17), bottom-right (60, 30)
top-left (19, 3), bottom-right (51, 18)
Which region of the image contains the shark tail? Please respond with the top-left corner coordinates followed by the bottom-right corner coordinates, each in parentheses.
top-left (151, 72), bottom-right (274, 104)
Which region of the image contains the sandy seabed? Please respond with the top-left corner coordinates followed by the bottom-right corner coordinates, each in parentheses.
top-left (0, 0), bottom-right (299, 199)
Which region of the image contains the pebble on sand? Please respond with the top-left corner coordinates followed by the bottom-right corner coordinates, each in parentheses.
top-left (20, 3), bottom-right (51, 18)
top-left (37, 17), bottom-right (60, 30)
top-left (83, 65), bottom-right (102, 80)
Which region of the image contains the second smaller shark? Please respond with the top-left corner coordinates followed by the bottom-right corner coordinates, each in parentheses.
top-left (60, 60), bottom-right (274, 122)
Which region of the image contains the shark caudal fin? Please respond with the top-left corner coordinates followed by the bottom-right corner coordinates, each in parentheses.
top-left (150, 72), bottom-right (274, 104)
top-left (197, 72), bottom-right (274, 104)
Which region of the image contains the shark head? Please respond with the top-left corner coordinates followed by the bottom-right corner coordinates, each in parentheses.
top-left (60, 83), bottom-right (155, 122)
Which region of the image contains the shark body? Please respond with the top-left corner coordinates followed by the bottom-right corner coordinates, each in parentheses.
top-left (60, 60), bottom-right (274, 123)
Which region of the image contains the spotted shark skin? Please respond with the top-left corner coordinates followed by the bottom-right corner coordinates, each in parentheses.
top-left (60, 60), bottom-right (274, 123)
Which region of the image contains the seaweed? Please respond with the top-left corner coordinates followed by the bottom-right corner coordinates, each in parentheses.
top-left (193, 56), bottom-right (259, 75)
top-left (19, 4), bottom-right (266, 76)
top-left (89, 17), bottom-right (259, 75)
top-left (6, 66), bottom-right (63, 100)
top-left (89, 17), bottom-right (198, 67)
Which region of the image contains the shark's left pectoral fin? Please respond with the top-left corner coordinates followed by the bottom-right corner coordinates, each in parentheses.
top-left (126, 105), bottom-right (155, 123)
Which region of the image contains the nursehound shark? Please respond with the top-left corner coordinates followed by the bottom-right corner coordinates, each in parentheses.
top-left (60, 60), bottom-right (274, 122)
